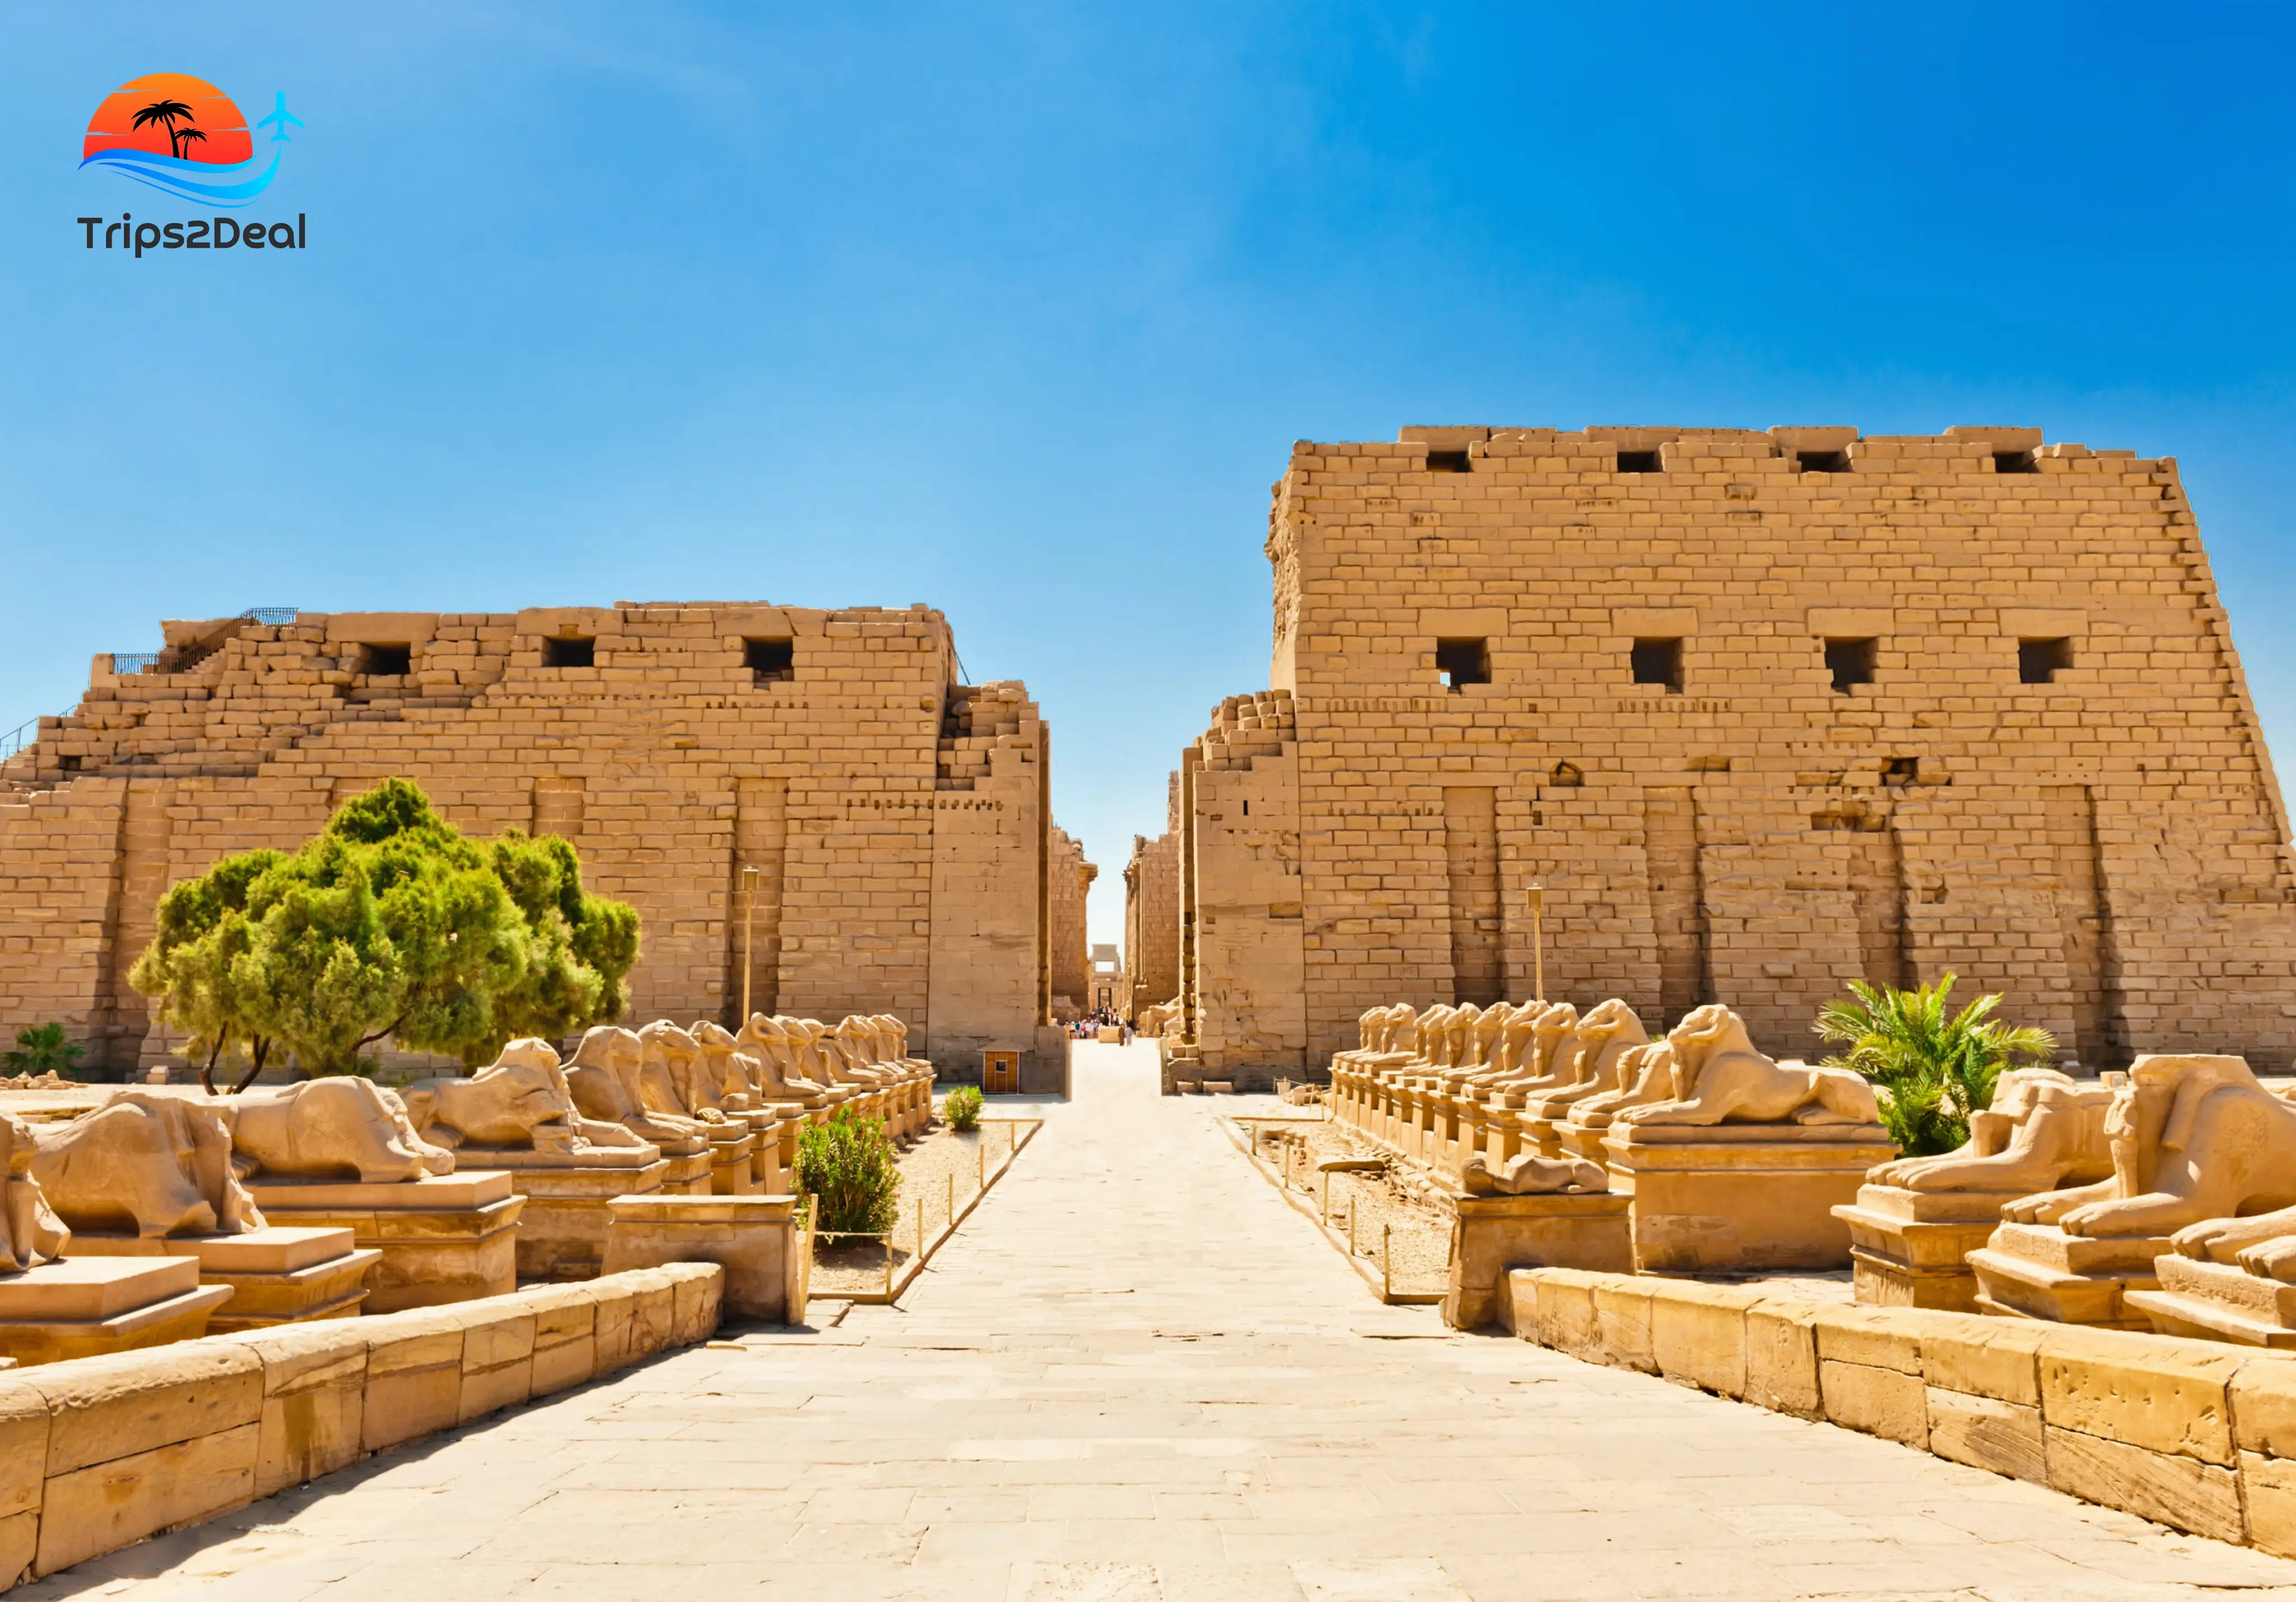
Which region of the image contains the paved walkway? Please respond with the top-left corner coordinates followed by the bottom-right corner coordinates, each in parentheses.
top-left (33, 1043), bottom-right (2296, 1601)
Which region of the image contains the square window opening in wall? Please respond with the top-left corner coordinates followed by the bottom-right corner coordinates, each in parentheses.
top-left (1615, 449), bottom-right (1663, 473)
top-left (360, 642), bottom-right (411, 676)
top-left (746, 637), bottom-right (795, 683)
top-left (1423, 449), bottom-right (1471, 473)
top-left (1631, 637), bottom-right (1683, 693)
top-left (1994, 450), bottom-right (2039, 474)
top-left (2020, 636), bottom-right (2072, 684)
top-left (1435, 637), bottom-right (1490, 691)
top-left (1797, 449), bottom-right (1851, 473)
top-left (543, 636), bottom-right (594, 669)
top-left (1825, 637), bottom-right (1877, 692)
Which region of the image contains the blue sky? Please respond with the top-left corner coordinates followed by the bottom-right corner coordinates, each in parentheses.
top-left (4, 4), bottom-right (2295, 950)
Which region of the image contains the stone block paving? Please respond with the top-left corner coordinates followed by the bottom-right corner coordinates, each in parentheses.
top-left (26, 1043), bottom-right (2296, 1600)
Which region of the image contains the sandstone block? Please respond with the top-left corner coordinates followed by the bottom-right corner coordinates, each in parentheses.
top-left (1591, 1277), bottom-right (1656, 1373)
top-left (34, 1420), bottom-right (259, 1577)
top-left (2038, 1326), bottom-right (2248, 1465)
top-left (1926, 1386), bottom-right (2046, 1483)
top-left (2045, 1424), bottom-right (2244, 1544)
top-left (1821, 1359), bottom-right (1928, 1448)
top-left (1529, 1268), bottom-right (1603, 1360)
top-left (1913, 1312), bottom-right (2045, 1406)
top-left (454, 1305), bottom-right (536, 1424)
top-left (360, 1309), bottom-right (465, 1453)
top-left (522, 1285), bottom-right (600, 1395)
top-left (0, 1376), bottom-right (43, 1521)
top-left (1811, 1305), bottom-right (1921, 1374)
top-left (29, 1342), bottom-right (262, 1477)
top-left (1744, 1299), bottom-right (1824, 1419)
top-left (0, 1509), bottom-right (33, 1592)
top-left (2242, 1450), bottom-right (2296, 1558)
top-left (1648, 1281), bottom-right (1763, 1399)
top-left (2231, 1355), bottom-right (2296, 1458)
top-left (221, 1320), bottom-right (371, 1496)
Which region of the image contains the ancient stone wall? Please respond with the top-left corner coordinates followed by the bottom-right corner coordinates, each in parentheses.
top-left (0, 605), bottom-right (1063, 1079)
top-left (1047, 825), bottom-right (1095, 1018)
top-left (1177, 424), bottom-right (2296, 1067)
top-left (1123, 821), bottom-right (1180, 1017)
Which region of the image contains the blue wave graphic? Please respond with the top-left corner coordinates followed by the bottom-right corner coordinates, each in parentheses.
top-left (78, 147), bottom-right (281, 207)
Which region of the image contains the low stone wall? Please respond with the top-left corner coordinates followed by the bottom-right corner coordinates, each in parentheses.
top-left (1502, 1267), bottom-right (2296, 1558)
top-left (0, 1263), bottom-right (724, 1591)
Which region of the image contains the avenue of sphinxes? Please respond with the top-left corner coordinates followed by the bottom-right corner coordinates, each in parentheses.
top-left (1128, 425), bottom-right (2296, 1085)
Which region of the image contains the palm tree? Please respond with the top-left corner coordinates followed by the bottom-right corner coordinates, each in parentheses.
top-left (1814, 974), bottom-right (2056, 1156)
top-left (3, 1022), bottom-right (84, 1081)
top-left (175, 127), bottom-right (207, 160)
top-left (131, 98), bottom-right (197, 159)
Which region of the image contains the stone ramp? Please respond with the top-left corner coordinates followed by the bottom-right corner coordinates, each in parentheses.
top-left (27, 1041), bottom-right (2296, 1601)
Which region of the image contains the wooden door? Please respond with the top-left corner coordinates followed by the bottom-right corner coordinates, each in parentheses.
top-left (983, 1050), bottom-right (1019, 1094)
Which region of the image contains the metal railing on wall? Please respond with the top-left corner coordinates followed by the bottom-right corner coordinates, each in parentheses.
top-left (7, 606), bottom-right (300, 767)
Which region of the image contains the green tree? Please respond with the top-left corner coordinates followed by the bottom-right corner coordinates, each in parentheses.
top-left (1814, 974), bottom-right (2057, 1156)
top-left (132, 778), bottom-right (641, 1084)
top-left (3, 1023), bottom-right (85, 1080)
top-left (130, 99), bottom-right (197, 158)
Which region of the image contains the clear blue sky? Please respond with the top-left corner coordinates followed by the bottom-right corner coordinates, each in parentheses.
top-left (6, 4), bottom-right (2295, 952)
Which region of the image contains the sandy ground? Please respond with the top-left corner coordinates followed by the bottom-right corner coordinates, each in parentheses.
top-left (1229, 1112), bottom-right (1453, 1295)
top-left (809, 1112), bottom-right (1033, 1294)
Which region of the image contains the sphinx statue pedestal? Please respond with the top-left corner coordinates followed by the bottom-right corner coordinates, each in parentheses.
top-left (0, 1258), bottom-right (234, 1365)
top-left (705, 1128), bottom-right (761, 1197)
top-left (2127, 1257), bottom-right (2296, 1349)
top-left (1832, 1184), bottom-right (2016, 1312)
top-left (1604, 1124), bottom-right (1896, 1273)
top-left (1443, 1191), bottom-right (1634, 1329)
top-left (67, 1225), bottom-right (381, 1332)
top-left (1966, 1221), bottom-right (2171, 1330)
top-left (244, 1170), bottom-right (524, 1313)
top-left (447, 1151), bottom-right (672, 1282)
top-left (652, 1145), bottom-right (714, 1196)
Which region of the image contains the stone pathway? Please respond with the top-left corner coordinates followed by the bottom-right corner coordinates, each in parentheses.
top-left (29, 1043), bottom-right (2296, 1601)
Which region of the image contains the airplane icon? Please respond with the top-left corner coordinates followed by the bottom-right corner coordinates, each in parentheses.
top-left (255, 92), bottom-right (304, 143)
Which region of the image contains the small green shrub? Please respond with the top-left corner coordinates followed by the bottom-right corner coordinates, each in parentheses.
top-left (3, 1022), bottom-right (84, 1080)
top-left (796, 1106), bottom-right (901, 1235)
top-left (944, 1085), bottom-right (983, 1132)
top-left (1815, 973), bottom-right (2056, 1156)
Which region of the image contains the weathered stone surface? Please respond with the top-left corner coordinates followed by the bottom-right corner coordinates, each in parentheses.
top-left (34, 1420), bottom-right (258, 1577)
top-left (2038, 1326), bottom-right (2249, 1465)
top-left (1820, 1359), bottom-right (1929, 1448)
top-left (1926, 1386), bottom-right (2047, 1484)
top-left (1744, 1298), bottom-right (1825, 1419)
top-left (1647, 1281), bottom-right (1762, 1399)
top-left (2045, 1424), bottom-right (2245, 1544)
top-left (29, 1342), bottom-right (261, 1476)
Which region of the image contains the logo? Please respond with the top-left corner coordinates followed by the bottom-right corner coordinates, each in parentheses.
top-left (80, 73), bottom-right (299, 208)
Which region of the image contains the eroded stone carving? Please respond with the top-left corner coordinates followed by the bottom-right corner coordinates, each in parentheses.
top-left (225, 1077), bottom-right (456, 1184)
top-left (0, 1112), bottom-right (68, 1272)
top-left (568, 1025), bottom-right (714, 1150)
top-left (1460, 1150), bottom-right (1608, 1196)
top-left (405, 1038), bottom-right (658, 1166)
top-left (1619, 1005), bottom-right (1881, 1127)
top-left (1866, 1068), bottom-right (2114, 1194)
top-left (30, 1091), bottom-right (264, 1239)
top-left (2002, 1054), bottom-right (2296, 1237)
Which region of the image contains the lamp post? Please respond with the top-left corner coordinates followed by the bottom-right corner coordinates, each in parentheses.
top-left (1527, 879), bottom-right (1546, 1003)
top-left (740, 864), bottom-right (760, 1021)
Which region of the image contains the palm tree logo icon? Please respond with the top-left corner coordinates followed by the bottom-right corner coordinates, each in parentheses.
top-left (130, 98), bottom-right (197, 159)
